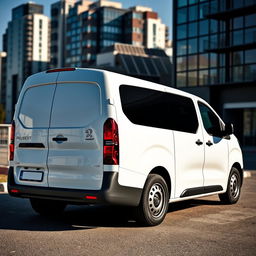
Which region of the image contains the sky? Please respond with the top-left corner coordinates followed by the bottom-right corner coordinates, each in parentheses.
top-left (0, 0), bottom-right (173, 51)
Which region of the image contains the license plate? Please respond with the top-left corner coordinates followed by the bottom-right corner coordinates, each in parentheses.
top-left (20, 171), bottom-right (43, 182)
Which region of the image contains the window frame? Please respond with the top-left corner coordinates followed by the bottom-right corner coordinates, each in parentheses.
top-left (197, 101), bottom-right (225, 137)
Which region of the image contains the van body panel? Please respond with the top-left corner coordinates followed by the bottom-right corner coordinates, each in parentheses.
top-left (228, 135), bottom-right (244, 176)
top-left (173, 130), bottom-right (204, 197)
top-left (13, 81), bottom-right (57, 187)
top-left (196, 101), bottom-right (230, 189)
top-left (47, 82), bottom-right (103, 190)
top-left (115, 114), bottom-right (174, 192)
top-left (14, 126), bottom-right (49, 187)
top-left (202, 136), bottom-right (229, 188)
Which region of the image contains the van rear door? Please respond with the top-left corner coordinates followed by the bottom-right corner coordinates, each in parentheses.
top-left (47, 82), bottom-right (103, 190)
top-left (15, 82), bottom-right (56, 187)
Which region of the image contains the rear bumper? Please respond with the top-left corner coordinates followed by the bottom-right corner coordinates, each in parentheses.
top-left (8, 167), bottom-right (142, 206)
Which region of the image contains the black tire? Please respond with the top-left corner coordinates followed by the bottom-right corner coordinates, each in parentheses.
top-left (134, 174), bottom-right (169, 226)
top-left (219, 167), bottom-right (241, 204)
top-left (30, 198), bottom-right (67, 216)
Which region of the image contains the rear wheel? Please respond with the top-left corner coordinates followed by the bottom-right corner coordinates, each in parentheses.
top-left (134, 174), bottom-right (169, 226)
top-left (30, 198), bottom-right (67, 216)
top-left (219, 167), bottom-right (241, 204)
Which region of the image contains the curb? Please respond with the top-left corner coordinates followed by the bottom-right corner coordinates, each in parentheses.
top-left (0, 182), bottom-right (7, 193)
top-left (244, 171), bottom-right (252, 178)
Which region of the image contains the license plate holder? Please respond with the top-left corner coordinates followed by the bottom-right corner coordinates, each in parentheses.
top-left (20, 171), bottom-right (43, 182)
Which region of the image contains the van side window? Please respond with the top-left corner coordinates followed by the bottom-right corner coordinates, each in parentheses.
top-left (198, 102), bottom-right (223, 137)
top-left (119, 85), bottom-right (198, 133)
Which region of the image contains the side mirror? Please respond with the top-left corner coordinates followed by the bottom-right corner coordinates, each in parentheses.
top-left (223, 123), bottom-right (234, 136)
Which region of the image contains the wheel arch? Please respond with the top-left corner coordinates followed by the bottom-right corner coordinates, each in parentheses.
top-left (149, 166), bottom-right (172, 196)
top-left (232, 162), bottom-right (244, 186)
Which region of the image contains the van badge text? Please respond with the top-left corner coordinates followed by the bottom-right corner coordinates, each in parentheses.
top-left (16, 136), bottom-right (32, 141)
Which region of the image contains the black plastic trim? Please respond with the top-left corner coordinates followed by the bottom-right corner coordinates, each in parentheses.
top-left (19, 143), bottom-right (45, 148)
top-left (8, 167), bottom-right (142, 206)
top-left (180, 185), bottom-right (223, 198)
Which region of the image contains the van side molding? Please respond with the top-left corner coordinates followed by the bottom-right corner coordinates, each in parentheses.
top-left (180, 185), bottom-right (223, 198)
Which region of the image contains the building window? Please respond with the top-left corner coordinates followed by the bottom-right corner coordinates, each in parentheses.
top-left (177, 56), bottom-right (187, 71)
top-left (199, 53), bottom-right (209, 69)
top-left (188, 71), bottom-right (197, 86)
top-left (177, 40), bottom-right (187, 55)
top-left (178, 7), bottom-right (187, 24)
top-left (232, 29), bottom-right (243, 46)
top-left (177, 24), bottom-right (187, 39)
top-left (188, 38), bottom-right (198, 54)
top-left (232, 66), bottom-right (244, 82)
top-left (39, 19), bottom-right (42, 29)
top-left (188, 22), bottom-right (198, 38)
top-left (189, 5), bottom-right (198, 21)
top-left (233, 51), bottom-right (244, 65)
top-left (209, 68), bottom-right (217, 84)
top-left (188, 54), bottom-right (198, 70)
top-left (245, 64), bottom-right (256, 81)
top-left (199, 69), bottom-right (208, 85)
top-left (243, 109), bottom-right (256, 146)
top-left (178, 0), bottom-right (188, 8)
top-left (245, 49), bottom-right (256, 64)
top-left (177, 72), bottom-right (187, 87)
top-left (199, 20), bottom-right (209, 35)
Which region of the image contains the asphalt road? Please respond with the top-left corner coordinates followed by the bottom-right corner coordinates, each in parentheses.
top-left (0, 174), bottom-right (256, 256)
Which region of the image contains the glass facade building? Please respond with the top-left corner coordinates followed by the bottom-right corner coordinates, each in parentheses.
top-left (173, 0), bottom-right (256, 168)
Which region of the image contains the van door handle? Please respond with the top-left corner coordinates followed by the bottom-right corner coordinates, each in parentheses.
top-left (195, 139), bottom-right (203, 146)
top-left (206, 140), bottom-right (213, 146)
top-left (52, 136), bottom-right (68, 143)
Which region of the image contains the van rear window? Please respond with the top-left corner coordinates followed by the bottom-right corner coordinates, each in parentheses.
top-left (19, 84), bottom-right (56, 128)
top-left (50, 83), bottom-right (101, 128)
top-left (119, 85), bottom-right (198, 133)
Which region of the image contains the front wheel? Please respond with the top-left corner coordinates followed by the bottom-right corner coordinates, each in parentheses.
top-left (219, 167), bottom-right (241, 204)
top-left (30, 198), bottom-right (67, 216)
top-left (134, 174), bottom-right (169, 226)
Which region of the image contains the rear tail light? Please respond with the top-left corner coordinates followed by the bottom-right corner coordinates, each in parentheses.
top-left (10, 189), bottom-right (19, 193)
top-left (85, 195), bottom-right (97, 200)
top-left (9, 121), bottom-right (15, 161)
top-left (103, 118), bottom-right (119, 165)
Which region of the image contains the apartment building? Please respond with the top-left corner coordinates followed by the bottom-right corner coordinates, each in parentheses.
top-left (4, 3), bottom-right (50, 122)
top-left (50, 0), bottom-right (77, 67)
top-left (50, 0), bottom-right (168, 67)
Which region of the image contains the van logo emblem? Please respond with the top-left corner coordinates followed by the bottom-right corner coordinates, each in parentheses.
top-left (85, 129), bottom-right (94, 140)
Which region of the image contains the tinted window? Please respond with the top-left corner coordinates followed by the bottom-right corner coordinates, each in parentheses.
top-left (50, 83), bottom-right (101, 128)
top-left (119, 85), bottom-right (198, 133)
top-left (19, 84), bottom-right (56, 128)
top-left (198, 102), bottom-right (222, 137)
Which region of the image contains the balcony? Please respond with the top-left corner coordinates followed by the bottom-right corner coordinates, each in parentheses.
top-left (203, 0), bottom-right (256, 20)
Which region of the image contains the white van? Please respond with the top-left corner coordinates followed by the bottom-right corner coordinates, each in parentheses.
top-left (8, 68), bottom-right (243, 226)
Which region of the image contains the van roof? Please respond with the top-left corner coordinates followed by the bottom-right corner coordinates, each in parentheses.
top-left (22, 68), bottom-right (205, 103)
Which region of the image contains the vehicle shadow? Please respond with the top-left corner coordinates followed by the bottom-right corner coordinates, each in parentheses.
top-left (0, 194), bottom-right (222, 231)
top-left (167, 198), bottom-right (222, 213)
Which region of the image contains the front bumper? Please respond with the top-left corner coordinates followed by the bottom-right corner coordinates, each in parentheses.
top-left (8, 167), bottom-right (142, 206)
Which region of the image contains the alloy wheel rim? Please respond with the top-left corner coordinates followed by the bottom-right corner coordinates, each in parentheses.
top-left (148, 183), bottom-right (166, 218)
